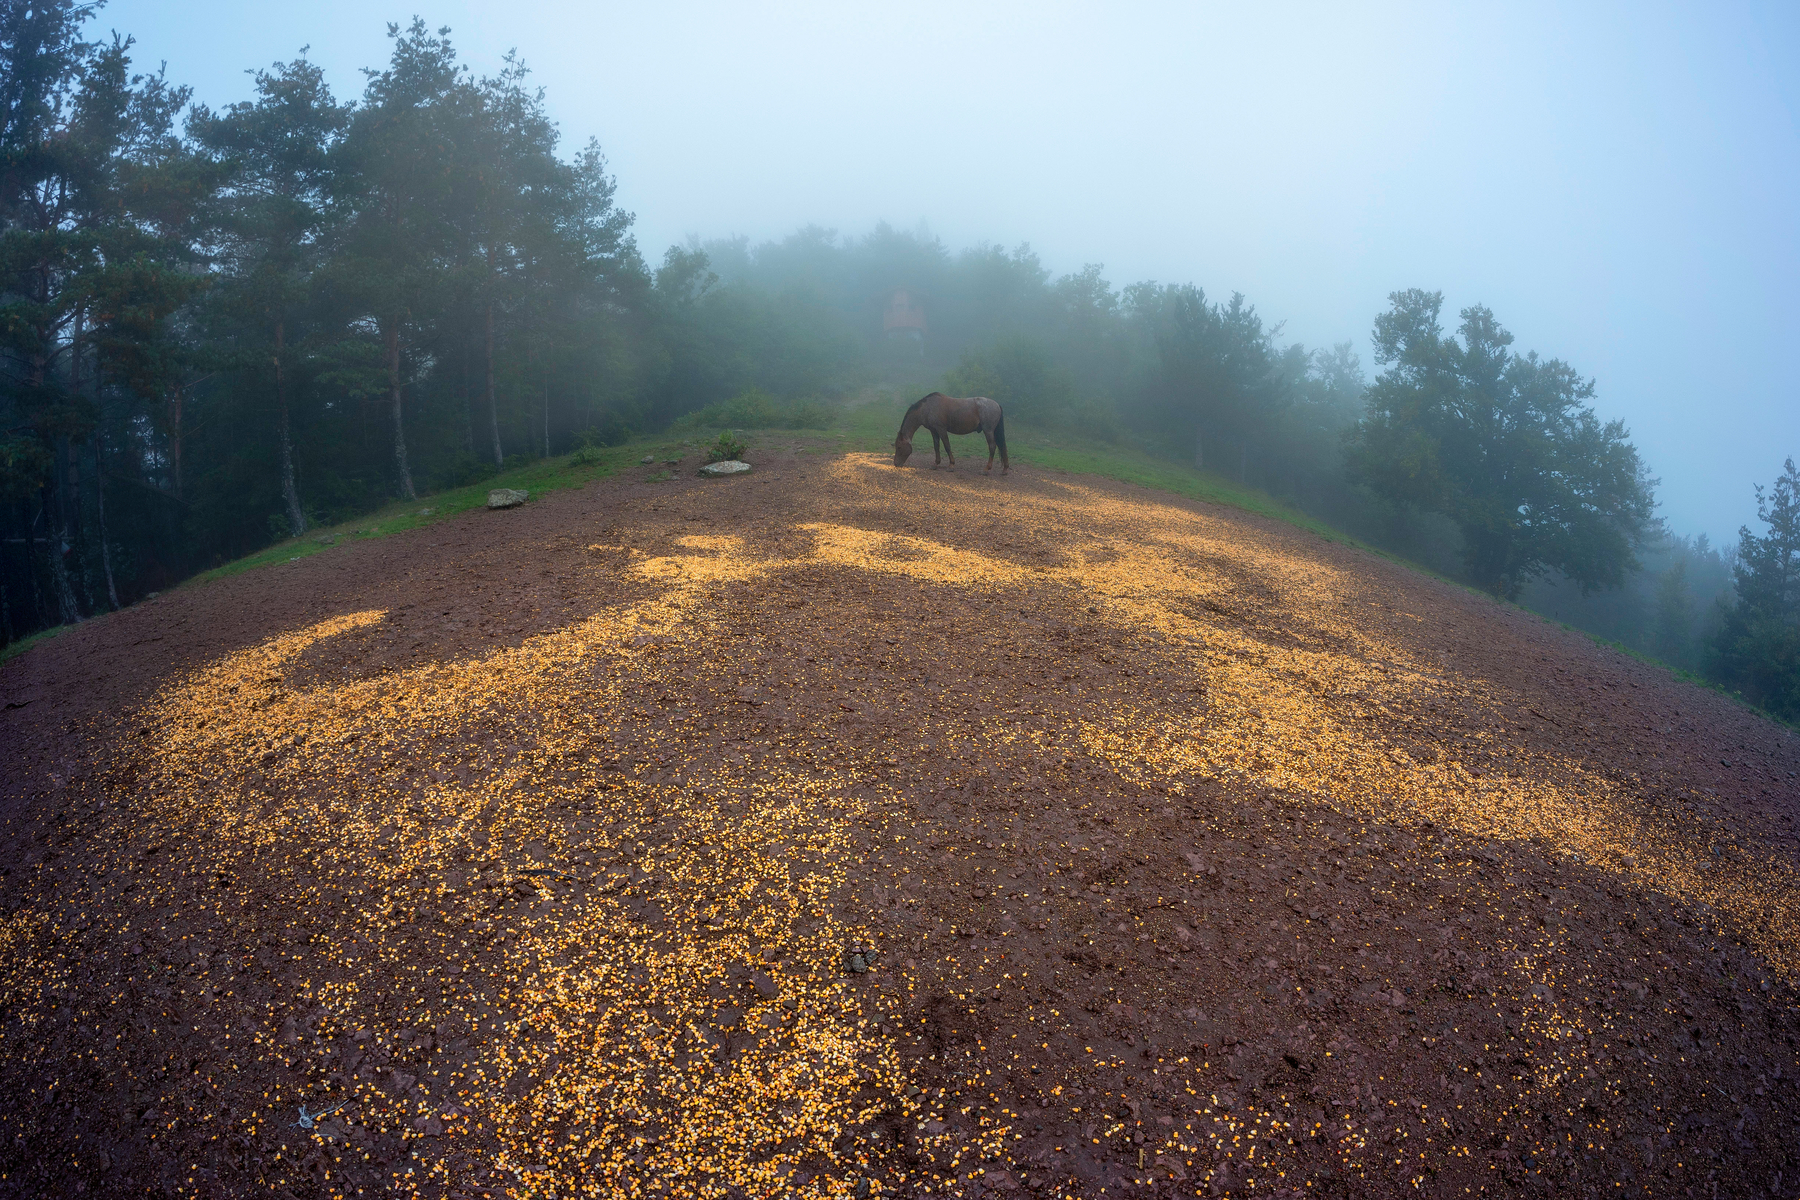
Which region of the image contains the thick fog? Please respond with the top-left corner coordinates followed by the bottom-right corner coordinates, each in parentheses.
top-left (109, 0), bottom-right (1799, 542)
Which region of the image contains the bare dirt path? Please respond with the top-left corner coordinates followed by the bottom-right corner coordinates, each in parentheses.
top-left (2, 447), bottom-right (1797, 1200)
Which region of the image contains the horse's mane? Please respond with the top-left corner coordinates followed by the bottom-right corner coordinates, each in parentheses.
top-left (905, 392), bottom-right (946, 416)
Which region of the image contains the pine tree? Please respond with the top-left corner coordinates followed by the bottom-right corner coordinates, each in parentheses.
top-left (190, 56), bottom-right (352, 536)
top-left (333, 20), bottom-right (473, 499)
top-left (1712, 458), bottom-right (1800, 718)
top-left (1, 4), bottom-right (204, 622)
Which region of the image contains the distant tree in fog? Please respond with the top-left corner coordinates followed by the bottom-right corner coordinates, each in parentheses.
top-left (1346, 289), bottom-right (1655, 600)
top-left (1132, 284), bottom-right (1286, 480)
top-left (1711, 457), bottom-right (1800, 719)
top-left (1652, 559), bottom-right (1696, 667)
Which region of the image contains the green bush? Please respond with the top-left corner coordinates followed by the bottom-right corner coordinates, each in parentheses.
top-left (706, 431), bottom-right (749, 463)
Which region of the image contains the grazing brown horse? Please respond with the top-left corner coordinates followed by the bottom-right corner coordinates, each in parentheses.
top-left (893, 392), bottom-right (1009, 474)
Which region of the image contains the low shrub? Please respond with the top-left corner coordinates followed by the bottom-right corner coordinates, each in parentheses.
top-left (706, 431), bottom-right (749, 463)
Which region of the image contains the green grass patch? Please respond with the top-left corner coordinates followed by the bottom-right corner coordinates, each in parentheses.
top-left (0, 624), bottom-right (68, 665)
top-left (185, 444), bottom-right (643, 588)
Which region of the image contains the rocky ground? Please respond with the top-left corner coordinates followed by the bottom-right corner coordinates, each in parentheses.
top-left (2, 445), bottom-right (1797, 1200)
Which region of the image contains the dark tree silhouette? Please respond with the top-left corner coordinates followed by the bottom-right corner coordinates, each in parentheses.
top-left (1346, 289), bottom-right (1655, 600)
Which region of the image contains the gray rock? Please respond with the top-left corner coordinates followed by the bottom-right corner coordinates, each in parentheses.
top-left (486, 488), bottom-right (528, 509)
top-left (640, 455), bottom-right (654, 464)
top-left (698, 460), bottom-right (751, 477)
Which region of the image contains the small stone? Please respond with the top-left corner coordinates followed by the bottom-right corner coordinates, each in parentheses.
top-left (698, 460), bottom-right (751, 477)
top-left (749, 969), bottom-right (778, 1000)
top-left (486, 488), bottom-right (528, 509)
top-left (640, 455), bottom-right (654, 464)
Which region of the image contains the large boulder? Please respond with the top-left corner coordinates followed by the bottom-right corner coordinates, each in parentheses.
top-left (486, 488), bottom-right (529, 509)
top-left (698, 460), bottom-right (750, 477)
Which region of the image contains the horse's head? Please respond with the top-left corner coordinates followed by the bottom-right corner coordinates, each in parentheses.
top-left (894, 437), bottom-right (913, 467)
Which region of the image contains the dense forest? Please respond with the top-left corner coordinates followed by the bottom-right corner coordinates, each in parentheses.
top-left (3, 5), bottom-right (1796, 719)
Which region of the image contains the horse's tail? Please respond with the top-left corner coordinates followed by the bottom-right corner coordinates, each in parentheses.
top-left (994, 411), bottom-right (1007, 454)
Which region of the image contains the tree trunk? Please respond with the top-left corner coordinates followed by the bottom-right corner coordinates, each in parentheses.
top-left (386, 320), bottom-right (416, 500)
top-left (1239, 439), bottom-right (1248, 484)
top-left (167, 387), bottom-right (184, 498)
top-left (274, 320), bottom-right (306, 536)
top-left (543, 377), bottom-right (550, 458)
top-left (26, 521), bottom-right (46, 629)
top-left (486, 298), bottom-right (503, 467)
top-left (461, 337), bottom-right (474, 455)
top-left (62, 307), bottom-right (90, 614)
top-left (94, 436), bottom-right (118, 610)
top-left (42, 487), bottom-right (78, 625)
top-left (62, 433), bottom-right (84, 610)
top-left (1194, 425), bottom-right (1205, 470)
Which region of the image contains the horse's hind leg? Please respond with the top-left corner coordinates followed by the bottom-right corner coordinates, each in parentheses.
top-left (983, 428), bottom-right (997, 473)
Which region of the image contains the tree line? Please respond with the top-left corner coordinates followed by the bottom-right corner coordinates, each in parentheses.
top-left (3, 5), bottom-right (1794, 720)
top-left (3, 10), bottom-right (659, 628)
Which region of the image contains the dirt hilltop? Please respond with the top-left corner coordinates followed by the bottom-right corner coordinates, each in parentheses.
top-left (2, 447), bottom-right (1797, 1200)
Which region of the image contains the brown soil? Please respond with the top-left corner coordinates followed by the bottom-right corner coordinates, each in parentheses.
top-left (2, 446), bottom-right (1797, 1200)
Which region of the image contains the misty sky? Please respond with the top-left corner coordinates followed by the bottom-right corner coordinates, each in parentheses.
top-left (107, 0), bottom-right (1799, 544)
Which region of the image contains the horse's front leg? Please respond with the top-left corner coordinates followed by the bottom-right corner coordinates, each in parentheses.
top-left (941, 429), bottom-right (956, 466)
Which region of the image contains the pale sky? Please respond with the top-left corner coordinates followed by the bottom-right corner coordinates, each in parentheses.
top-left (108, 0), bottom-right (1800, 545)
